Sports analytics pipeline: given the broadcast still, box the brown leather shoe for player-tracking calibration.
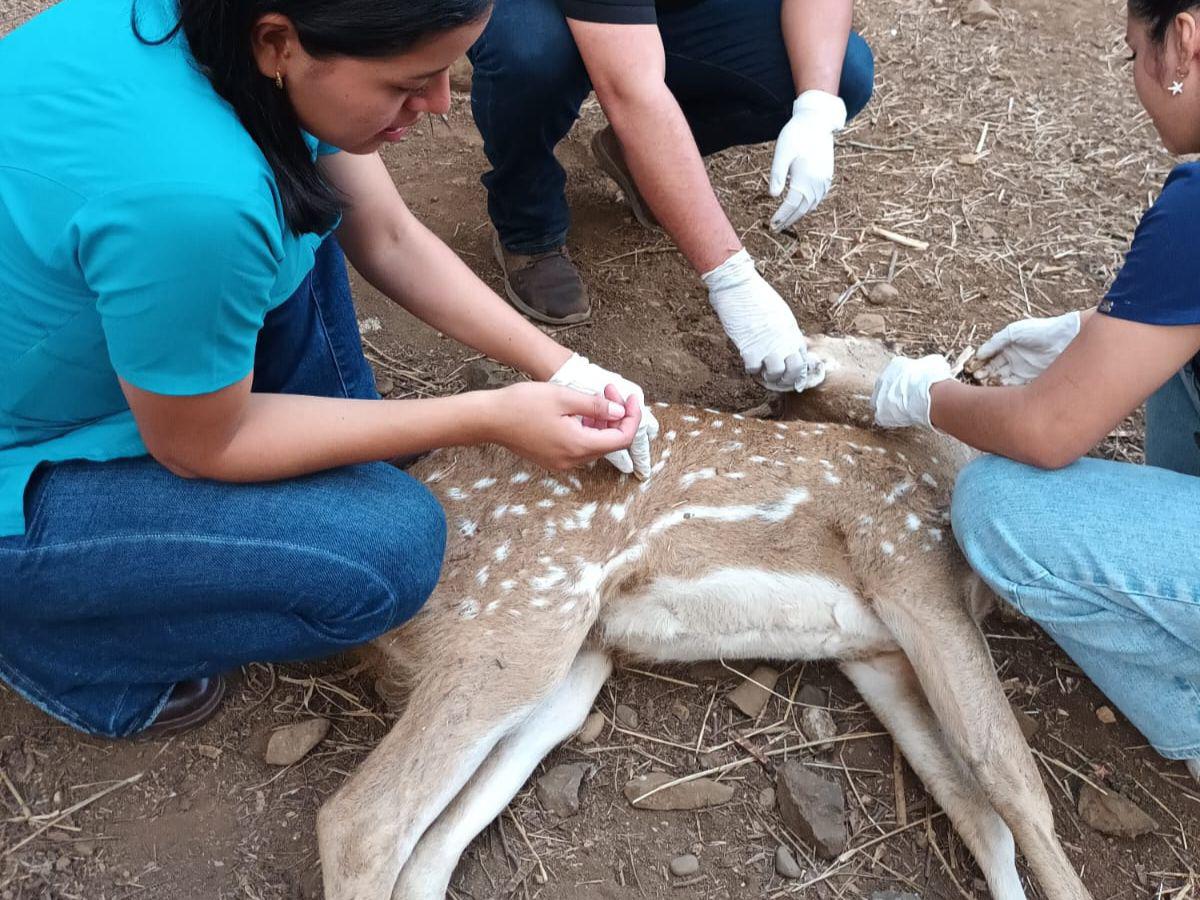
[591,125,660,229]
[142,676,226,738]
[492,232,590,325]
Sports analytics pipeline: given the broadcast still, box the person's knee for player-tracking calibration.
[839,32,875,121]
[470,9,584,95]
[313,476,447,644]
[951,455,1042,594]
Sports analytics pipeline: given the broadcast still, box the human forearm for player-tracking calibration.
[602,86,741,274]
[343,214,571,380]
[163,390,491,482]
[781,0,852,95]
[928,380,1070,468]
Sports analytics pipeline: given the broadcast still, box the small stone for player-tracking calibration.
[797,685,826,708]
[449,56,473,93]
[727,666,780,718]
[957,152,983,166]
[671,701,691,723]
[576,711,605,745]
[1010,703,1039,742]
[1096,706,1117,725]
[536,763,588,818]
[374,373,395,397]
[615,704,639,730]
[76,841,96,857]
[870,892,920,900]
[669,854,700,877]
[977,222,1000,241]
[961,0,1001,25]
[263,718,331,766]
[758,787,776,810]
[866,282,900,306]
[851,313,887,337]
[1078,784,1158,837]
[462,358,515,392]
[624,772,735,811]
[776,761,848,858]
[801,707,837,751]
[195,744,222,760]
[774,844,803,879]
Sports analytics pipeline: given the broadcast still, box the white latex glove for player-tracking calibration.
[769,90,847,232]
[702,249,814,392]
[872,355,955,429]
[971,311,1082,386]
[549,352,659,479]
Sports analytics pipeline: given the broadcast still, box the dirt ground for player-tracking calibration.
[2,0,1198,898]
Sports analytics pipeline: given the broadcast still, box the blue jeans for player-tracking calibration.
[952,365,1200,760]
[470,0,876,253]
[0,238,447,738]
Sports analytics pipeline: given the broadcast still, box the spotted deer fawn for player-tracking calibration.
[317,335,1091,900]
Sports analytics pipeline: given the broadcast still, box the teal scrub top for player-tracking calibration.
[0,0,340,537]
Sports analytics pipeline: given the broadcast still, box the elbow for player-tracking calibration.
[1021,445,1081,471]
[1016,416,1087,471]
[593,79,670,127]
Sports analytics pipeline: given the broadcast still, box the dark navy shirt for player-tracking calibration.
[1101,162,1200,325]
[560,0,701,25]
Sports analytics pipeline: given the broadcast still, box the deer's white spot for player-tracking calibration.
[476,567,489,586]
[500,579,516,592]
[609,502,628,522]
[687,430,702,437]
[775,422,788,430]
[654,401,670,408]
[541,478,572,496]
[510,504,527,516]
[494,542,511,562]
[881,541,896,556]
[446,487,466,501]
[531,567,566,591]
[711,420,724,429]
[884,480,914,506]
[473,477,497,491]
[491,504,509,520]
[559,600,578,614]
[921,473,939,489]
[724,472,746,480]
[485,600,501,614]
[458,519,478,537]
[928,528,944,542]
[682,415,699,423]
[666,430,677,441]
[423,468,449,484]
[823,471,841,485]
[456,599,480,619]
[905,513,921,531]
[529,597,549,608]
[510,471,531,484]
[721,441,744,452]
[680,468,717,489]
[537,499,555,509]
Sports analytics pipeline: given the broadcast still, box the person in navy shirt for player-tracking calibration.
[873,0,1200,783]
[468,0,873,393]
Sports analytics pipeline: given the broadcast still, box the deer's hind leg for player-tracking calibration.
[318,638,585,900]
[869,574,1090,900]
[392,648,612,900]
[841,651,1024,900]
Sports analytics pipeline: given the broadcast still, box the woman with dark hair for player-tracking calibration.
[872,1,1200,781]
[0,0,655,738]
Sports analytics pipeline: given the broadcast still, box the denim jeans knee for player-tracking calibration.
[841,32,875,121]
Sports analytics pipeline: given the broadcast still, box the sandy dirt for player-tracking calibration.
[1,0,1196,898]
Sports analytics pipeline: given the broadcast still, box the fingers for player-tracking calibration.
[781,352,809,390]
[768,146,790,198]
[770,188,806,232]
[974,327,1012,362]
[578,393,641,458]
[560,387,627,423]
[604,448,635,474]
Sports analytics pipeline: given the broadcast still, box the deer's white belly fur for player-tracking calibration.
[599,567,897,662]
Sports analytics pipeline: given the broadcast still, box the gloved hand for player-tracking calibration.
[550,352,659,478]
[872,355,954,429]
[769,90,847,232]
[702,249,814,392]
[970,311,1082,385]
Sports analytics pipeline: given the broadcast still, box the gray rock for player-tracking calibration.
[851,313,887,337]
[776,761,848,858]
[1078,785,1158,837]
[536,763,589,818]
[615,704,639,730]
[624,772,734,811]
[866,282,900,306]
[797,685,826,708]
[961,0,1001,25]
[727,665,779,718]
[774,844,803,879]
[374,373,395,397]
[758,787,776,810]
[801,706,837,750]
[264,718,330,766]
[576,711,605,745]
[462,358,516,392]
[669,854,700,877]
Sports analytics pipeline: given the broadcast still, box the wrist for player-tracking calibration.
[531,343,575,382]
[702,247,754,289]
[793,90,847,130]
[457,391,503,447]
[927,378,957,431]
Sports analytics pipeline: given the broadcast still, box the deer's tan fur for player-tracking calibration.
[317,336,1091,900]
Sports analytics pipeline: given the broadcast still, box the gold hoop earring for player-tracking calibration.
[274,71,284,91]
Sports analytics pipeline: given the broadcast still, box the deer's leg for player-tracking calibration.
[841,651,1024,900]
[392,649,612,900]
[317,670,541,900]
[871,584,1090,900]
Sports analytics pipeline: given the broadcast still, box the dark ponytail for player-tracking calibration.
[132,0,490,236]
[1128,0,1200,43]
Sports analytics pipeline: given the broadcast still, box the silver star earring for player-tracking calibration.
[1171,79,1185,95]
